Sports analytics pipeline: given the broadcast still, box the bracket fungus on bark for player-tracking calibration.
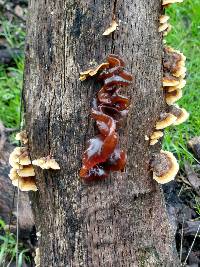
[8,132,37,191]
[150,131,164,145]
[32,157,60,170]
[156,113,177,129]
[168,104,189,125]
[165,88,183,105]
[163,47,187,105]
[159,15,171,36]
[103,20,118,36]
[151,150,179,184]
[79,62,109,81]
[9,162,37,192]
[163,75,180,87]
[79,54,133,182]
[15,130,28,144]
[162,0,183,7]
[165,79,186,92]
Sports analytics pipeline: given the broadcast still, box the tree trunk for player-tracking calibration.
[23,0,180,266]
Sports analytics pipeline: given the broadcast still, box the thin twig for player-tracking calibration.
[179,143,200,165]
[16,181,20,267]
[183,222,200,265]
[180,215,185,262]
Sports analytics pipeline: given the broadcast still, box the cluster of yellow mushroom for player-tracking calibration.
[150,0,188,184]
[8,131,60,191]
[9,146,37,192]
[159,15,171,36]
[163,47,187,105]
[159,0,184,35]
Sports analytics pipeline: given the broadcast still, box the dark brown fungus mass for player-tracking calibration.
[80,54,134,182]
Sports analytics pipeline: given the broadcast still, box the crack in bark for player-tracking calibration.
[111,0,118,54]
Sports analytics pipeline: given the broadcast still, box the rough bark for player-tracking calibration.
[23,0,180,266]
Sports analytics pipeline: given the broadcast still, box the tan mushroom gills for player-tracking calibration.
[19,177,37,192]
[17,165,35,177]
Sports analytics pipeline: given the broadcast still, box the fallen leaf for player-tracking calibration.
[102,20,118,36]
[14,5,24,17]
[184,161,200,192]
[188,137,200,161]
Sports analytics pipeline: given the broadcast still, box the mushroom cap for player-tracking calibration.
[103,20,118,36]
[159,15,170,24]
[150,139,159,146]
[19,177,37,192]
[166,79,186,92]
[163,24,172,36]
[32,158,60,170]
[156,113,177,129]
[79,63,109,81]
[12,177,24,188]
[150,131,164,140]
[17,165,35,177]
[15,131,28,144]
[166,89,182,105]
[9,168,21,181]
[163,76,180,87]
[9,154,21,169]
[162,0,183,6]
[173,108,189,125]
[10,173,37,191]
[173,66,187,78]
[153,150,179,184]
[158,23,169,32]
[16,153,31,166]
[9,147,29,167]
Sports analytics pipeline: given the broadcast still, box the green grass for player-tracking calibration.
[163,0,200,166]
[0,20,24,128]
[0,219,30,266]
